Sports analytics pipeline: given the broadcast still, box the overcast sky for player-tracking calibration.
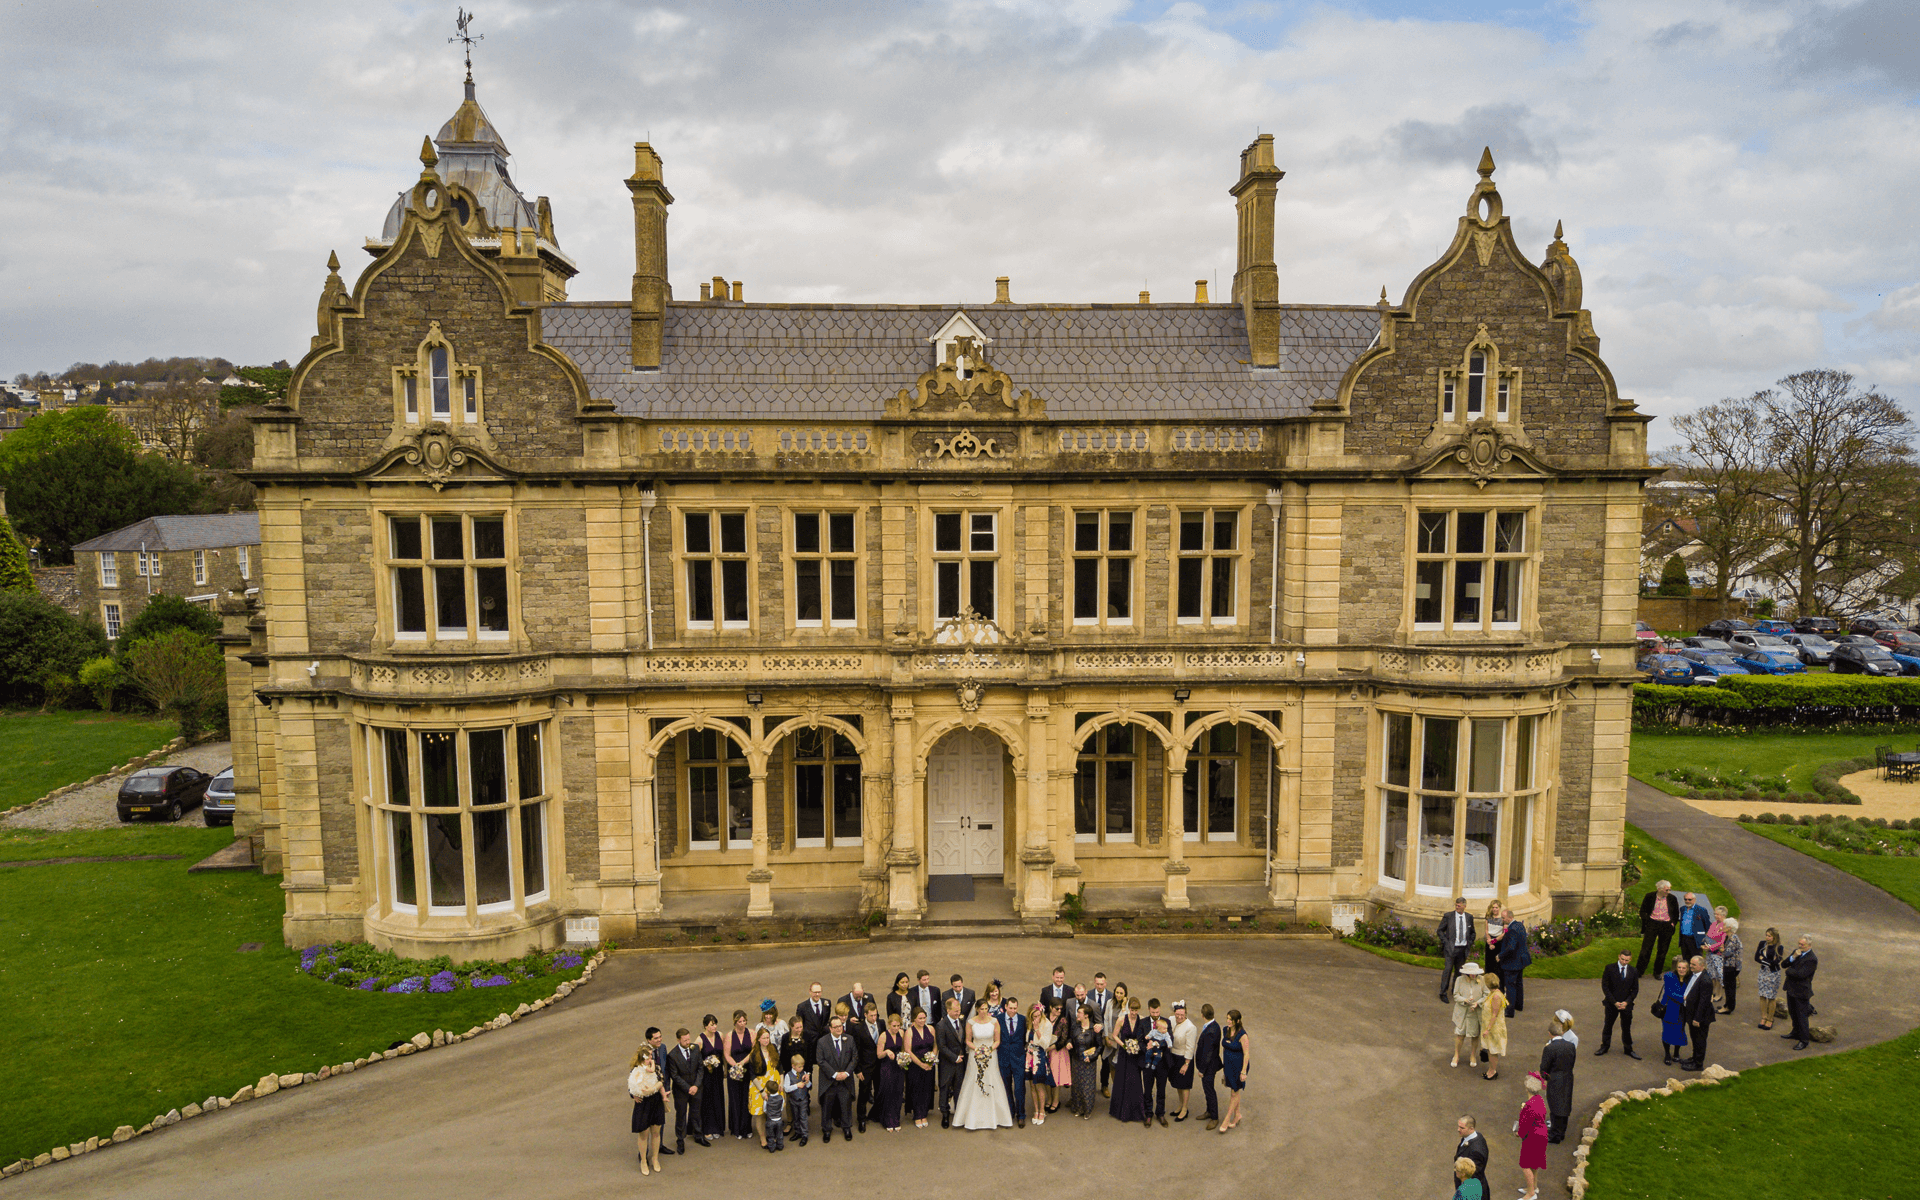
[2,0,1916,439]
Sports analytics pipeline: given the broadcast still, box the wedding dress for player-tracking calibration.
[951,1017,1014,1130]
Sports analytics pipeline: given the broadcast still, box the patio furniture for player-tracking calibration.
[1877,745,1894,780]
[1885,751,1920,783]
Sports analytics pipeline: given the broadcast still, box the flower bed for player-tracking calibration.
[1739,812,1920,855]
[1345,908,1636,960]
[1650,759,1866,805]
[298,943,585,994]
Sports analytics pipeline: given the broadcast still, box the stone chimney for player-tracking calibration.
[1194,279,1209,303]
[1230,134,1284,367]
[626,143,674,369]
[994,276,1011,304]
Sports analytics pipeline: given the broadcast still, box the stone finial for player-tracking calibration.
[1378,286,1388,304]
[995,276,1011,304]
[1478,146,1496,179]
[419,136,438,169]
[327,250,340,273]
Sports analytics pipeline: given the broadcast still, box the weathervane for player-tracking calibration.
[450,8,482,84]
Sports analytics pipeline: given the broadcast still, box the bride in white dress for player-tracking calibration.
[952,1000,1014,1130]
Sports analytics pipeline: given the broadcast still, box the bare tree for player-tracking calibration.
[128,386,218,460]
[1750,371,1914,615]
[1659,394,1779,616]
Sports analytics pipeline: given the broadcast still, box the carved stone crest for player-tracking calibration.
[405,427,471,490]
[1455,426,1513,488]
[931,608,1005,647]
[887,327,1046,420]
[921,429,1009,462]
[955,679,985,713]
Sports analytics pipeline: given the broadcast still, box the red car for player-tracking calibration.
[115,766,211,823]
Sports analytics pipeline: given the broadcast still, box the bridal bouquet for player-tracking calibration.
[971,1046,994,1093]
[703,1054,721,1071]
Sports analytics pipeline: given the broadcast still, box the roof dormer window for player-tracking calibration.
[1439,326,1519,424]
[928,311,991,379]
[393,321,482,430]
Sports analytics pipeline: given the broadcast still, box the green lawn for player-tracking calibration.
[0,827,584,1165]
[1630,728,1915,795]
[1341,823,1734,979]
[0,709,177,809]
[1586,821,1920,1200]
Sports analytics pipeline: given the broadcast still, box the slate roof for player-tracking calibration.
[72,514,260,554]
[538,302,1378,420]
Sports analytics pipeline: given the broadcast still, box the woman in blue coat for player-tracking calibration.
[1659,958,1690,1066]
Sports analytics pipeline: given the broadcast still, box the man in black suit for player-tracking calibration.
[1597,951,1641,1059]
[839,982,870,1025]
[1782,935,1819,1050]
[1195,1003,1223,1129]
[935,996,968,1128]
[816,1016,858,1142]
[851,998,884,1131]
[1087,972,1115,1093]
[1635,880,1679,976]
[1453,1115,1490,1198]
[1436,897,1476,1002]
[665,1028,711,1152]
[908,971,942,1023]
[796,981,832,1073]
[945,974,977,1019]
[1679,955,1716,1070]
[1038,965,1074,1015]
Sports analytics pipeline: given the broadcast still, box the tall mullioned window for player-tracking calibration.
[793,511,857,628]
[1177,509,1240,624]
[1182,723,1240,842]
[1378,711,1541,898]
[684,511,749,629]
[934,511,997,621]
[99,552,118,588]
[374,721,550,916]
[682,728,751,851]
[1413,510,1527,631]
[388,514,511,642]
[1074,724,1137,844]
[789,727,861,848]
[1072,510,1134,626]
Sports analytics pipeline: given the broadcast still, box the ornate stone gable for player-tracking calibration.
[884,312,1047,421]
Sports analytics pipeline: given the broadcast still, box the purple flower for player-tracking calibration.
[358,977,380,991]
[300,945,330,972]
[550,953,583,971]
[384,976,425,994]
[470,974,510,988]
[427,970,458,993]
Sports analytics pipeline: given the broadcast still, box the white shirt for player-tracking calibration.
[1171,1017,1198,1059]
[1453,911,1468,942]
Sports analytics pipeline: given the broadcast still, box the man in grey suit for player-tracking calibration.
[935,997,968,1128]
[816,1016,858,1142]
[1436,897,1477,1002]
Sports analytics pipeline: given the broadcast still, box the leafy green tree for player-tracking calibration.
[79,656,126,710]
[114,593,220,661]
[0,591,107,706]
[123,627,226,738]
[219,365,291,409]
[1657,555,1692,597]
[0,513,31,594]
[0,408,206,563]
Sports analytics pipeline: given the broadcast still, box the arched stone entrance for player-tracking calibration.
[923,727,1011,904]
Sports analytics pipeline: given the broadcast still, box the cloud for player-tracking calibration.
[1385,104,1560,171]
[1791,0,1920,89]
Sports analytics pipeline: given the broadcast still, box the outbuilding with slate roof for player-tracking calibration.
[75,513,260,640]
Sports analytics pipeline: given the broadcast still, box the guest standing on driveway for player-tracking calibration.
[1680,955,1715,1070]
[876,1013,906,1132]
[1169,1001,1197,1120]
[1216,1009,1248,1135]
[1754,927,1785,1030]
[1659,958,1690,1066]
[1451,962,1488,1068]
[1196,1003,1223,1128]
[1453,1115,1490,1199]
[1597,951,1640,1060]
[724,1011,754,1140]
[1636,881,1680,976]
[696,1015,727,1142]
[1497,908,1532,1017]
[1438,897,1477,1002]
[629,1044,666,1176]
[1514,1075,1548,1200]
[1482,900,1505,977]
[1676,891,1711,961]
[1480,979,1507,1080]
[1716,918,1744,1015]
[1538,1015,1576,1143]
[1783,935,1820,1050]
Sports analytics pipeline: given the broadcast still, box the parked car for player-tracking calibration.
[1676,648,1751,680]
[1792,616,1841,635]
[203,767,236,827]
[1848,615,1904,637]
[115,766,211,823]
[1780,632,1835,666]
[1831,642,1905,676]
[1638,653,1697,685]
[1752,619,1794,635]
[1729,633,1808,673]
[1634,621,1662,646]
[1697,618,1755,639]
[1872,629,1920,654]
[1681,637,1737,652]
[1730,643,1806,675]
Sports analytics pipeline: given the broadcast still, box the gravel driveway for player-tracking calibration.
[3,742,235,831]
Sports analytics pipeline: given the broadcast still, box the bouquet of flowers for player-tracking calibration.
[703,1054,721,1071]
[921,1050,939,1067]
[1124,1039,1140,1055]
[727,1062,744,1080]
[971,1046,994,1093]
[1082,1045,1097,1062]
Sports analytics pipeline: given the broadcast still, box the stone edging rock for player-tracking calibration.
[0,736,189,819]
[1566,1063,1740,1198]
[0,949,607,1180]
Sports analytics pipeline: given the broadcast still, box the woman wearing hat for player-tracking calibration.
[1514,1073,1548,1200]
[1450,961,1488,1068]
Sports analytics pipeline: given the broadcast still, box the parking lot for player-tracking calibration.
[2,742,234,831]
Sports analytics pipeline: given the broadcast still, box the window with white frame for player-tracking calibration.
[1072,510,1134,626]
[789,726,860,848]
[193,550,207,586]
[99,552,118,588]
[237,545,250,580]
[387,514,512,642]
[1074,723,1137,844]
[682,728,751,851]
[102,603,121,640]
[933,511,997,622]
[793,512,857,628]
[1413,510,1527,631]
[394,326,482,427]
[1177,509,1240,624]
[683,511,749,629]
[372,722,550,915]
[1378,711,1542,897]
[1440,342,1517,422]
[136,550,157,577]
[1182,723,1240,842]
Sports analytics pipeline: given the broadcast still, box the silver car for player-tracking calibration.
[203,767,236,827]
[1780,633,1834,666]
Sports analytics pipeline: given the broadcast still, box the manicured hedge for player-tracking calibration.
[1634,676,1920,728]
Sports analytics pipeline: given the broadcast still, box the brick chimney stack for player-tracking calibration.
[626,143,674,369]
[1230,134,1284,368]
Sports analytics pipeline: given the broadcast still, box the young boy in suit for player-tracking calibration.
[764,1082,787,1151]
[781,1053,811,1146]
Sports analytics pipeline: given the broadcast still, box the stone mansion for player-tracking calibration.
[224,80,1651,959]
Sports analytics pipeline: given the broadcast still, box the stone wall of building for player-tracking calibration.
[1329,707,1368,866]
[518,503,589,652]
[1555,700,1594,865]
[560,714,597,881]
[315,719,357,884]
[303,510,375,655]
[1338,504,1406,642]
[1538,503,1607,645]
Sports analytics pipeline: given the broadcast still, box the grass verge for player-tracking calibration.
[0,826,583,1165]
[1630,729,1918,797]
[1339,823,1735,979]
[1585,821,1920,1200]
[0,710,177,810]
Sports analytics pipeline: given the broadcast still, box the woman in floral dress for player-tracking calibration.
[1026,1001,1055,1122]
[746,1030,778,1147]
[1716,918,1744,1014]
[1069,1001,1103,1117]
[1754,926,1785,1029]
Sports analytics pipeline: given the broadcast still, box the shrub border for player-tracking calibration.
[0,949,608,1180]
[1569,1065,1741,1198]
[0,735,188,819]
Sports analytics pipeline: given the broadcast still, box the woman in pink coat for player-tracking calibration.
[1514,1073,1549,1200]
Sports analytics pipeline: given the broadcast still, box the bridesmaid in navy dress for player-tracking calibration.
[876,1013,908,1131]
[724,1010,754,1139]
[906,1008,938,1128]
[1107,996,1149,1126]
[697,1015,727,1137]
[1217,1009,1248,1134]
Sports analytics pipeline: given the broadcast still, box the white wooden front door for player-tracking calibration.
[926,729,1004,876]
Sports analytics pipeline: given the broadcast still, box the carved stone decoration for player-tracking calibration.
[931,608,1006,647]
[921,428,1008,462]
[955,679,985,713]
[887,330,1046,420]
[404,428,471,491]
[1455,426,1514,488]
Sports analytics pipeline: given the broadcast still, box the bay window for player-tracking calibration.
[1379,710,1544,898]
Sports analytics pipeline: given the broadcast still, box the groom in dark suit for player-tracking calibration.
[1597,951,1640,1059]
[996,994,1029,1127]
[815,1016,858,1141]
[1195,1004,1223,1128]
[936,997,968,1128]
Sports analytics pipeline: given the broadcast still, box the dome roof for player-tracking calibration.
[435,81,508,155]
[379,81,551,246]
